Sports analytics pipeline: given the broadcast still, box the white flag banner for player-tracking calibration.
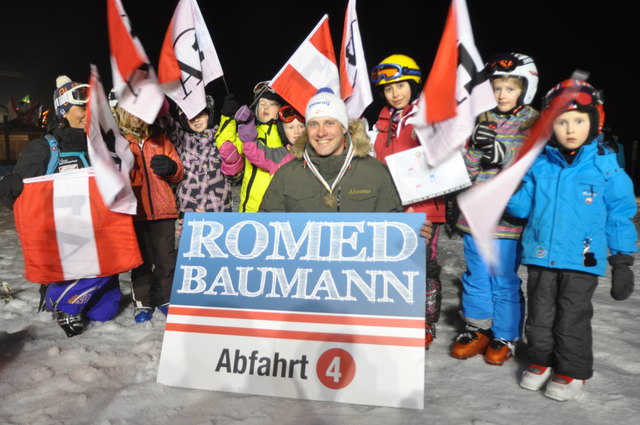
[340,0,373,119]
[87,65,137,215]
[410,0,496,167]
[158,0,224,119]
[107,0,165,124]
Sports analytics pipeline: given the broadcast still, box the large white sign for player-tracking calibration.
[157,212,426,409]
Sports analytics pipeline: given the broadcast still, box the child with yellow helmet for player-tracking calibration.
[370,54,446,349]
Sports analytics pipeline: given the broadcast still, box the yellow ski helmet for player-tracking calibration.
[370,54,422,86]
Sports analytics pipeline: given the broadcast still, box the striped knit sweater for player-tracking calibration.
[457,105,539,239]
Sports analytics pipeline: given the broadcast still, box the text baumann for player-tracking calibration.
[177,220,420,304]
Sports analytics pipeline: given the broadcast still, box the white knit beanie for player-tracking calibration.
[305,88,348,130]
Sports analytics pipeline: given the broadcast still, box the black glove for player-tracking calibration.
[221,94,240,117]
[150,155,178,177]
[480,140,507,166]
[0,173,24,210]
[471,121,497,148]
[609,254,635,300]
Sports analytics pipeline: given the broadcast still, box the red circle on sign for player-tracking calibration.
[316,348,356,389]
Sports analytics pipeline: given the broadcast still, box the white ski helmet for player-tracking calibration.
[485,52,539,105]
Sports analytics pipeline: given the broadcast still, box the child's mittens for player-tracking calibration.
[150,155,178,176]
[471,121,497,148]
[471,121,505,165]
[221,94,240,117]
[235,106,258,143]
[609,254,635,300]
[235,105,253,125]
[219,141,243,176]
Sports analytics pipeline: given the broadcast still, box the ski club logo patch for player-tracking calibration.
[582,187,597,204]
[535,246,547,258]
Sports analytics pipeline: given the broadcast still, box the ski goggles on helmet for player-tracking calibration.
[253,81,276,96]
[370,64,422,84]
[543,81,602,111]
[485,57,523,73]
[278,105,304,123]
[55,83,90,108]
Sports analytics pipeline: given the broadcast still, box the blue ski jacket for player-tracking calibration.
[507,138,637,276]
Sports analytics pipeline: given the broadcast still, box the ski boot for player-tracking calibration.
[56,310,87,337]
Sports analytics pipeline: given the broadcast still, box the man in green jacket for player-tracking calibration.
[259,88,432,242]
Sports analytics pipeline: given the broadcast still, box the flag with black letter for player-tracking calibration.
[339,0,372,119]
[107,0,165,124]
[86,64,137,215]
[158,0,224,119]
[411,0,496,166]
[271,15,340,116]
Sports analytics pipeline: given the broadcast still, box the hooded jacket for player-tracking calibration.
[126,131,184,221]
[259,120,402,213]
[506,139,637,276]
[457,105,539,239]
[164,116,232,213]
[216,115,284,212]
[373,102,446,222]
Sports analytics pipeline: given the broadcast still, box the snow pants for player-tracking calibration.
[461,234,523,340]
[131,218,177,308]
[525,266,598,380]
[425,224,442,325]
[44,275,121,321]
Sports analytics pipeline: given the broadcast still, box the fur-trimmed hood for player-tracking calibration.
[290,119,372,158]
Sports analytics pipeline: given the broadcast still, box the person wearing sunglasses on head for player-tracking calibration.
[0,75,123,337]
[507,79,636,401]
[215,81,286,212]
[233,104,303,175]
[451,53,540,366]
[369,54,446,349]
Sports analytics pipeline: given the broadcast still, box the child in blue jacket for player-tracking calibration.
[507,79,637,401]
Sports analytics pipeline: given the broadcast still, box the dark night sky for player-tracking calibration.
[1,0,638,148]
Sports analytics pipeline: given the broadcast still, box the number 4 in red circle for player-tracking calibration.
[316,348,356,389]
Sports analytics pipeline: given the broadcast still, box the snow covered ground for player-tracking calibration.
[1,204,639,425]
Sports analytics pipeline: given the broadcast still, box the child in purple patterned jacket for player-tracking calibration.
[164,96,235,235]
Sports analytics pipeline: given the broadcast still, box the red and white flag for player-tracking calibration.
[13,169,142,284]
[456,87,575,267]
[271,15,340,116]
[411,0,496,166]
[86,64,137,215]
[339,0,372,119]
[107,0,165,124]
[158,0,224,119]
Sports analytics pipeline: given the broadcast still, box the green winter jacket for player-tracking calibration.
[259,120,402,213]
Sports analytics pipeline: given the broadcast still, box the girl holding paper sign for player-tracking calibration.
[369,54,445,349]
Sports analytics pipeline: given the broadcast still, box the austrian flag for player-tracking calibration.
[271,15,340,116]
[13,169,142,284]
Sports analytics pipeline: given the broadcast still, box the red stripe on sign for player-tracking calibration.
[165,323,424,347]
[169,306,424,329]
